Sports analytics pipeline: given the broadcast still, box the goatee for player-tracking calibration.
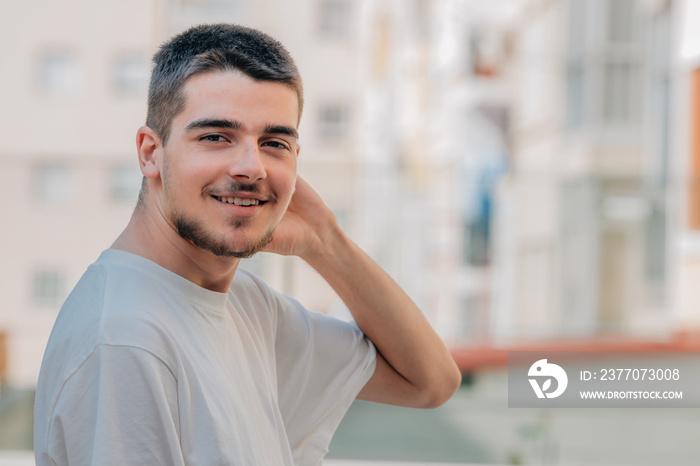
[173,215,274,258]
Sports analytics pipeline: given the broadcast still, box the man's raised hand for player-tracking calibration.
[264,176,340,260]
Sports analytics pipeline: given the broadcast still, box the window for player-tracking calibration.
[33,163,74,207]
[109,164,142,203]
[601,0,642,125]
[32,270,66,308]
[37,52,80,97]
[566,0,643,131]
[565,0,587,128]
[319,0,351,38]
[318,103,349,140]
[607,0,638,43]
[113,55,149,95]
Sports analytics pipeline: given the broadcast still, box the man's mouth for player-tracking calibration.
[212,195,264,206]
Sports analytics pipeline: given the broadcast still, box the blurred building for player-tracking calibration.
[0,0,157,388]
[0,0,544,389]
[0,0,528,389]
[351,0,517,345]
[489,0,679,343]
[5,0,693,391]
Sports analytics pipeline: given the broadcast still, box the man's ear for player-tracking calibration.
[136,126,162,179]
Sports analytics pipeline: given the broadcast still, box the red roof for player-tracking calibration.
[449,330,700,373]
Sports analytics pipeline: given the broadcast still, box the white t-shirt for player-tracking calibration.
[34,249,376,466]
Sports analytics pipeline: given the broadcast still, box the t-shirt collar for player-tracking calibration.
[97,249,230,312]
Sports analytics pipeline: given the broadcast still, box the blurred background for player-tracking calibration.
[1,0,700,464]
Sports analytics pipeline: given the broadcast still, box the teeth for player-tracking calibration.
[217,196,260,206]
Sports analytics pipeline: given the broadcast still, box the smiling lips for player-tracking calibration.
[212,195,265,206]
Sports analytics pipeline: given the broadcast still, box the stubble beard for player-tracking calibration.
[173,214,275,258]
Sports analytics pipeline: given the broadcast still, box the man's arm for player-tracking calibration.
[265,177,462,408]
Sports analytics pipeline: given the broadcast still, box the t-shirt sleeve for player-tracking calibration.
[45,344,185,466]
[271,291,377,466]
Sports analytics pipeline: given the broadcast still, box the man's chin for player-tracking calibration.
[174,216,274,259]
[220,243,266,259]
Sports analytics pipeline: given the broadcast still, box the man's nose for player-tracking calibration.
[229,142,266,181]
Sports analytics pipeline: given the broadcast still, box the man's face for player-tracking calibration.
[155,71,299,258]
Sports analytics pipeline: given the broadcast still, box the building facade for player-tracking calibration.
[492,0,678,342]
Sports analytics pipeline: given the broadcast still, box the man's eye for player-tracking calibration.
[201,135,228,143]
[263,141,288,150]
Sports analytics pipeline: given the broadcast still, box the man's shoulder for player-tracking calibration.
[42,255,181,380]
[229,267,304,316]
[228,267,299,334]
[230,268,276,304]
[57,254,174,331]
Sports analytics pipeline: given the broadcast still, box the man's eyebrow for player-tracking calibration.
[264,124,299,140]
[184,119,298,139]
[184,119,242,131]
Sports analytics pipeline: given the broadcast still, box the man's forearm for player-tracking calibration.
[302,223,461,408]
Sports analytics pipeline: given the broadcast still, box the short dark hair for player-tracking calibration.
[146,23,304,145]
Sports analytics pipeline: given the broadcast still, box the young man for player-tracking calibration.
[34,24,461,465]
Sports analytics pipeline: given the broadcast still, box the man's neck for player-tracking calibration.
[111,209,240,293]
